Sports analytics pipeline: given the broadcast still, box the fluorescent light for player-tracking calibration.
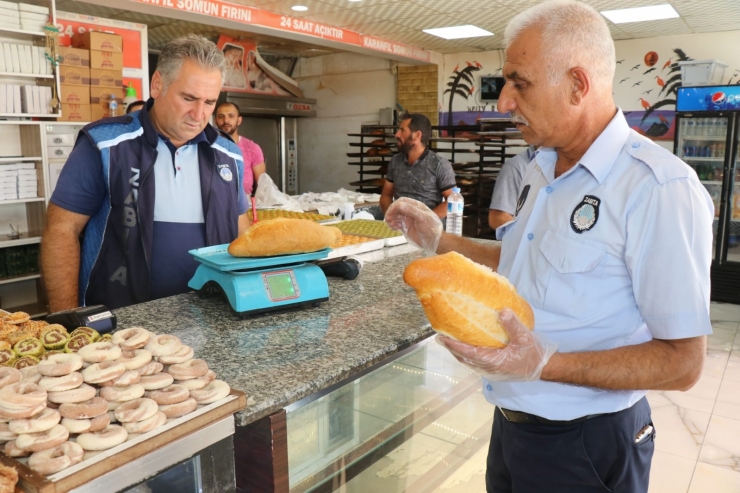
[291,5,308,11]
[423,25,493,40]
[348,0,362,2]
[601,4,679,24]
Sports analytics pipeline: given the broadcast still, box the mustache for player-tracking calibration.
[510,113,529,126]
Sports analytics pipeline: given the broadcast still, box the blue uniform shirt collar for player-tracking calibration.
[534,108,630,185]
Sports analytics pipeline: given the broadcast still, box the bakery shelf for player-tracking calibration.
[0,272,40,285]
[0,71,54,79]
[0,112,59,118]
[0,235,41,248]
[0,27,46,37]
[0,156,42,162]
[0,197,45,205]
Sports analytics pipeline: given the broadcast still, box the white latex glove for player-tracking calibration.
[437,308,558,382]
[384,197,443,255]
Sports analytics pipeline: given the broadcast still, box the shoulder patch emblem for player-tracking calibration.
[515,185,530,216]
[570,195,600,233]
[217,163,233,182]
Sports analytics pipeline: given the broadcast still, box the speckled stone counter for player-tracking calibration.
[114,246,431,427]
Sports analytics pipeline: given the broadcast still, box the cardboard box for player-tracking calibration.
[59,103,91,122]
[90,85,122,104]
[73,31,122,53]
[59,65,90,85]
[91,102,111,121]
[59,84,90,105]
[57,46,89,68]
[90,68,122,87]
[89,50,122,71]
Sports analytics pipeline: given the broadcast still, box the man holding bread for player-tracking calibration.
[387,2,713,492]
[380,113,456,219]
[41,35,250,311]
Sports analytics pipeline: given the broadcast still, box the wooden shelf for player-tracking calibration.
[0,273,40,286]
[0,72,53,79]
[0,236,41,248]
[0,27,46,37]
[0,156,42,162]
[0,112,58,118]
[0,197,44,205]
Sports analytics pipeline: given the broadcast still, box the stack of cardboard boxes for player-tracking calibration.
[57,31,123,122]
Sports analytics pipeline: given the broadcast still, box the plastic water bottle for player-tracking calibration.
[446,187,464,236]
[718,119,728,138]
[108,95,118,118]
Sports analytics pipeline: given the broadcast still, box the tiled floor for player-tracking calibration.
[294,302,740,492]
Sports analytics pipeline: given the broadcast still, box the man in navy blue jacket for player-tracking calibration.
[41,35,249,311]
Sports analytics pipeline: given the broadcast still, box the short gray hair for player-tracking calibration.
[504,0,615,89]
[156,34,226,90]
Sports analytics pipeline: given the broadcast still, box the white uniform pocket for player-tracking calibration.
[539,229,607,318]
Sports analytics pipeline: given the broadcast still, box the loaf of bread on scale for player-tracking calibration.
[228,218,342,257]
[403,252,534,348]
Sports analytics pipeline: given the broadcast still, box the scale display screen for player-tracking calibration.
[263,270,300,301]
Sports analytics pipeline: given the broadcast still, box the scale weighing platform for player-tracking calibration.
[188,245,331,318]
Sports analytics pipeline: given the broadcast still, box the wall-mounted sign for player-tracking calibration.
[130,0,432,63]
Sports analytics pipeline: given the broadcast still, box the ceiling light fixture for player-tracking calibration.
[423,25,493,40]
[291,5,309,11]
[348,0,362,2]
[600,4,679,24]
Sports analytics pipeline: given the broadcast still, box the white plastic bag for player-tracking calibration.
[254,174,303,212]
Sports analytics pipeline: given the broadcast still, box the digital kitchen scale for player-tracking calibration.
[188,245,331,317]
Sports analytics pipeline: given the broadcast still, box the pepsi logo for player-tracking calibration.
[711,92,726,105]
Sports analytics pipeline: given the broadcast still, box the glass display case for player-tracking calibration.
[286,339,493,493]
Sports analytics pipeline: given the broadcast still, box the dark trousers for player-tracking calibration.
[486,397,655,493]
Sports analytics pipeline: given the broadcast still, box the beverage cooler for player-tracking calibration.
[674,85,740,303]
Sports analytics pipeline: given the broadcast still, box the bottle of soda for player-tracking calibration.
[445,187,464,236]
[718,119,728,137]
[685,119,695,136]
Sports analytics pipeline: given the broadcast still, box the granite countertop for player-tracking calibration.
[114,246,432,427]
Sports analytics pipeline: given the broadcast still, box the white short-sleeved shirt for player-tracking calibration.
[489,146,537,214]
[486,109,714,420]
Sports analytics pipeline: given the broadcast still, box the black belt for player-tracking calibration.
[498,407,605,427]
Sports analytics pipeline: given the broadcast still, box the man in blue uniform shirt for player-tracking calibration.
[386,1,713,492]
[41,35,250,311]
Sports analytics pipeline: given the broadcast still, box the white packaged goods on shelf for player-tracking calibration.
[678,60,728,87]
[2,44,11,72]
[19,44,31,73]
[17,162,36,169]
[0,1,17,10]
[41,85,51,112]
[0,84,5,113]
[30,43,38,74]
[19,10,47,21]
[18,2,49,14]
[12,84,20,113]
[5,84,13,112]
[20,19,44,31]
[8,44,19,73]
[20,85,31,112]
[0,44,4,72]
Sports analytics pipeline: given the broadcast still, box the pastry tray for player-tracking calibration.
[0,390,247,493]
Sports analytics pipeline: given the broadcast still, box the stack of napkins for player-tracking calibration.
[0,0,21,31]
[0,43,52,75]
[0,84,52,114]
[18,3,48,32]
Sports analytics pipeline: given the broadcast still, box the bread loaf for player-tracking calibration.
[228,218,342,257]
[403,252,534,348]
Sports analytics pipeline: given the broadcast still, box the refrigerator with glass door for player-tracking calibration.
[674,85,740,303]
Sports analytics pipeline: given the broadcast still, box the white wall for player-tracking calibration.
[293,53,396,193]
[439,30,740,119]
